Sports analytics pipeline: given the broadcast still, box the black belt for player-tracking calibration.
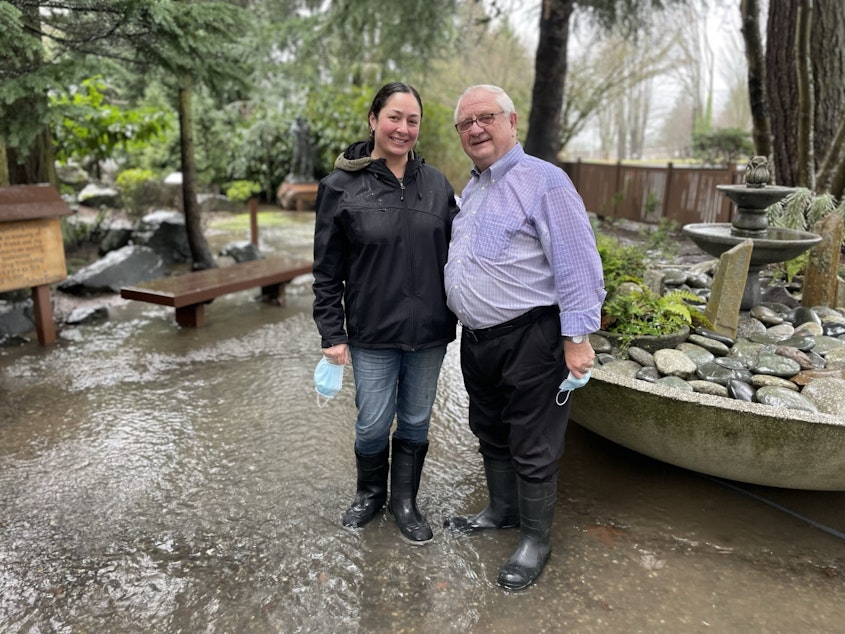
[462,305,558,343]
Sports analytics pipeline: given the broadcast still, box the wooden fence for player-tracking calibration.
[560,160,744,226]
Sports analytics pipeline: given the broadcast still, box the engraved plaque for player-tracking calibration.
[0,218,67,293]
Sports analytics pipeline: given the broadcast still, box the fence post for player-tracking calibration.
[249,196,259,246]
[662,162,674,221]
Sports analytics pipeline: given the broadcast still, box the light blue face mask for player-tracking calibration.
[314,357,345,407]
[556,371,591,406]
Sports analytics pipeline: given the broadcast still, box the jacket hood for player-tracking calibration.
[334,139,420,173]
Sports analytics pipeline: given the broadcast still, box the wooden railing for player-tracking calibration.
[560,160,744,226]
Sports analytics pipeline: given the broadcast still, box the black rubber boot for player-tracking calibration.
[444,456,520,532]
[496,478,557,591]
[341,445,389,529]
[387,437,433,544]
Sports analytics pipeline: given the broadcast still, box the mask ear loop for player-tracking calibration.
[555,390,571,407]
[316,392,332,408]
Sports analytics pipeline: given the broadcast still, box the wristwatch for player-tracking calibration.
[565,335,587,344]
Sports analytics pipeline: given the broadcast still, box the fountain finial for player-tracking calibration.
[744,156,770,188]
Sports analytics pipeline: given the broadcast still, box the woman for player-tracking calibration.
[312,82,458,544]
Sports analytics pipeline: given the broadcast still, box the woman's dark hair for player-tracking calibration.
[369,82,423,124]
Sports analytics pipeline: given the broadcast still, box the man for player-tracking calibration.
[444,85,605,591]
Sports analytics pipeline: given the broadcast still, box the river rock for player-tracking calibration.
[823,346,845,370]
[653,348,697,379]
[823,322,845,338]
[766,323,795,339]
[635,366,660,382]
[656,376,693,391]
[748,332,782,345]
[729,340,772,360]
[590,334,613,354]
[755,386,819,413]
[750,374,799,391]
[696,361,753,385]
[750,305,783,325]
[800,377,845,416]
[677,342,715,366]
[693,328,735,346]
[776,335,816,351]
[727,379,756,402]
[811,336,845,357]
[627,346,655,367]
[775,346,824,371]
[687,334,730,356]
[736,316,767,338]
[749,352,801,377]
[600,359,642,379]
[662,268,688,285]
[687,380,729,397]
[793,322,823,337]
[713,356,749,370]
[786,306,821,327]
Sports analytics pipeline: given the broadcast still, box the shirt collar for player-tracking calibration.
[470,142,524,182]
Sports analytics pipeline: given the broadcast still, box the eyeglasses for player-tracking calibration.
[454,111,505,134]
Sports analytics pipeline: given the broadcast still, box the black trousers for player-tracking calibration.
[460,306,571,483]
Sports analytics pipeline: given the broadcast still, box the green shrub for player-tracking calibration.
[602,288,705,337]
[225,180,262,204]
[115,168,159,219]
[596,232,647,296]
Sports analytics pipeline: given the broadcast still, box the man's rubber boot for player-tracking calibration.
[497,478,557,591]
[444,456,520,532]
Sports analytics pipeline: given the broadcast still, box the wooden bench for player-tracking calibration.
[120,255,313,327]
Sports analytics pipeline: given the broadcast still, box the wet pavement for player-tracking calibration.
[2,212,845,633]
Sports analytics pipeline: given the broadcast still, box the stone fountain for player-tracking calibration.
[682,156,822,310]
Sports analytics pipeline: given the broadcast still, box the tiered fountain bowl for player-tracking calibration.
[682,157,821,309]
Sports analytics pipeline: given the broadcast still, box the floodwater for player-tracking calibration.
[2,212,845,633]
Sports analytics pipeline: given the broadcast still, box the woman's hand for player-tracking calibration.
[322,343,351,366]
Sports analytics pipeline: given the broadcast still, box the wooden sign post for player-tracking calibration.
[0,184,73,345]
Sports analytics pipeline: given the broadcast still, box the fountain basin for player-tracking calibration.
[682,223,822,266]
[570,368,845,490]
[716,183,797,209]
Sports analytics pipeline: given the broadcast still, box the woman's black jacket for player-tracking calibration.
[312,141,459,351]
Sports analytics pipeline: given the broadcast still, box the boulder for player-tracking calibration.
[132,210,191,264]
[58,245,166,295]
[78,183,121,209]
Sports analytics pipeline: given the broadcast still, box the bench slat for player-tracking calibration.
[121,256,312,308]
[121,256,312,327]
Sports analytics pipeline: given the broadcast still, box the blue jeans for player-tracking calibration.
[349,345,447,455]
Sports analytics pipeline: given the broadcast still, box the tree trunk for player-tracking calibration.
[766,0,845,188]
[740,0,772,160]
[795,0,814,189]
[7,127,56,186]
[810,0,845,167]
[177,80,217,271]
[524,0,575,163]
[4,3,56,187]
[0,142,9,187]
[766,0,799,185]
[819,118,845,197]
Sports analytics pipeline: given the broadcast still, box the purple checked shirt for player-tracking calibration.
[444,143,606,335]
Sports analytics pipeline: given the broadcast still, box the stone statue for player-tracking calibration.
[745,155,770,188]
[287,115,315,183]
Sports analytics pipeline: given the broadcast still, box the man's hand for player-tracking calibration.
[563,338,595,379]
